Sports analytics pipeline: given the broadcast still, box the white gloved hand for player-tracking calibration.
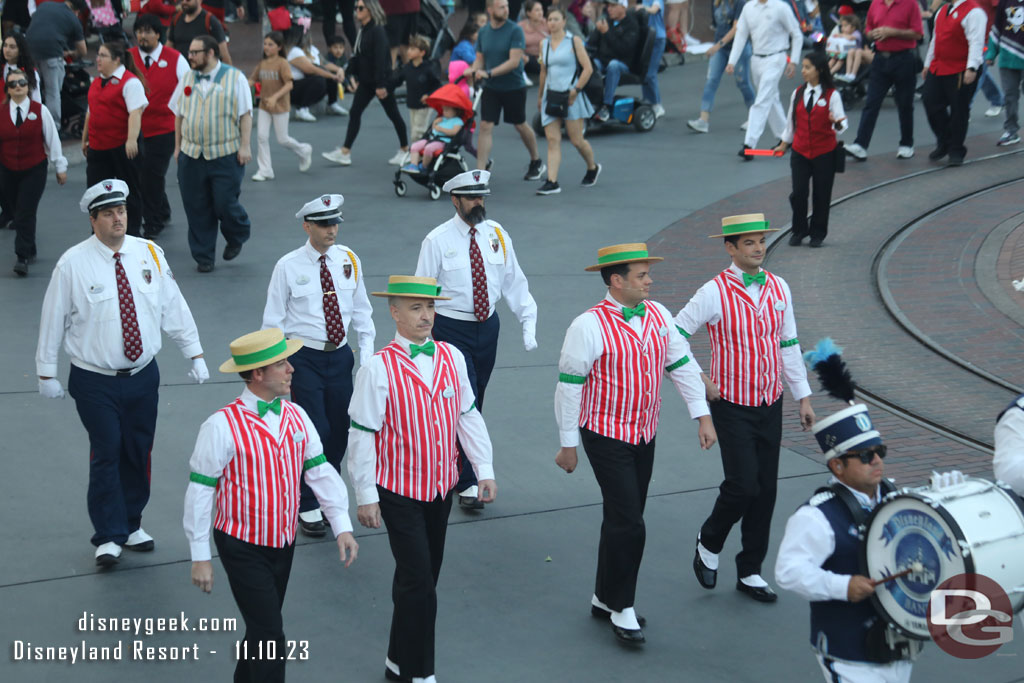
[39,378,65,399]
[188,358,210,384]
[523,332,538,352]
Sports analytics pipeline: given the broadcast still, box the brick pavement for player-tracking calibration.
[998,220,1024,305]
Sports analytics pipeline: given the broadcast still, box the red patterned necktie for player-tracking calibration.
[320,254,346,345]
[114,252,143,362]
[469,227,489,322]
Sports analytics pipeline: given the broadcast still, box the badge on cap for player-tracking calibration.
[104,181,113,192]
[322,195,332,207]
[472,170,481,182]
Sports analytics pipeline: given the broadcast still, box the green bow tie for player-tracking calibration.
[409,340,435,359]
[742,271,767,287]
[622,302,646,322]
[257,397,282,418]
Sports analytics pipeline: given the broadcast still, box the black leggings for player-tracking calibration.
[291,76,327,108]
[343,82,408,149]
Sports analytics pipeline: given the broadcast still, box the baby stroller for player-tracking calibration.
[60,59,93,138]
[394,83,475,201]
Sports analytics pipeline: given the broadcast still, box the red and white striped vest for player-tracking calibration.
[214,398,306,548]
[706,269,787,407]
[579,299,670,445]
[374,341,463,502]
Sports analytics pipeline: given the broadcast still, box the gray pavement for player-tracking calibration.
[2,55,1021,682]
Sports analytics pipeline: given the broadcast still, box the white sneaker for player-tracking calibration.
[652,103,665,119]
[95,541,122,566]
[251,172,272,181]
[523,74,533,86]
[740,121,748,131]
[896,145,914,159]
[388,149,410,166]
[299,144,312,172]
[322,148,352,165]
[329,101,349,116]
[295,107,317,122]
[125,528,154,551]
[687,118,709,133]
[845,142,867,160]
[986,105,1004,117]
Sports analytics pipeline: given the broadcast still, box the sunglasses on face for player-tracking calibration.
[841,444,887,464]
[354,4,366,9]
[6,79,28,88]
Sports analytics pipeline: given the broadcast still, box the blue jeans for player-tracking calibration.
[594,58,631,107]
[177,152,251,266]
[700,43,755,113]
[642,36,667,104]
[854,50,917,149]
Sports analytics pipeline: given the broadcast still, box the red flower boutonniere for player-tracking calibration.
[184,86,192,96]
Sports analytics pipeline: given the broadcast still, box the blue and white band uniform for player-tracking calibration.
[994,394,1024,496]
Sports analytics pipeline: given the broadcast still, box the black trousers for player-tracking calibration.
[0,159,47,260]
[378,486,453,680]
[853,50,917,149]
[138,132,174,235]
[321,0,356,45]
[214,530,296,683]
[343,82,408,149]
[699,398,783,578]
[923,71,977,161]
[290,76,327,109]
[789,149,836,241]
[580,428,655,612]
[86,144,143,236]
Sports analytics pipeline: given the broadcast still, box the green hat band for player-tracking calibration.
[388,282,443,296]
[722,219,769,235]
[232,338,288,366]
[597,249,650,265]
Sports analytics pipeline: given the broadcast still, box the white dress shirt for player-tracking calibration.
[137,43,190,80]
[36,235,203,377]
[3,64,42,102]
[781,83,849,144]
[554,294,710,448]
[96,64,149,112]
[167,60,253,117]
[775,478,882,602]
[994,400,1024,496]
[729,0,803,66]
[261,241,376,361]
[923,0,987,72]
[7,98,68,173]
[415,214,538,346]
[674,263,812,400]
[346,333,495,506]
[182,388,354,561]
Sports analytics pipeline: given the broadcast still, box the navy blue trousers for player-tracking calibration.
[67,361,159,546]
[289,344,355,512]
[177,152,251,267]
[430,313,499,492]
[854,50,917,149]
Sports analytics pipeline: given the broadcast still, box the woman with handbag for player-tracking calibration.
[774,51,847,248]
[536,6,600,196]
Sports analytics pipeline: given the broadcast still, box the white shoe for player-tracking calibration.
[299,144,312,172]
[412,677,437,683]
[523,74,533,86]
[125,528,154,551]
[986,105,1004,117]
[95,542,122,566]
[845,142,867,160]
[652,103,665,119]
[896,145,914,159]
[322,148,352,165]
[740,121,748,131]
[295,107,317,122]
[388,149,410,166]
[687,117,709,133]
[329,101,349,116]
[251,172,272,181]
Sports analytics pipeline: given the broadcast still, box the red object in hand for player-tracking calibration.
[744,148,784,157]
[254,82,262,96]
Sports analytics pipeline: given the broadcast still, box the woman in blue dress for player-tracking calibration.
[535,6,601,196]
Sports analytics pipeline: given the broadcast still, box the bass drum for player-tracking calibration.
[861,476,1024,639]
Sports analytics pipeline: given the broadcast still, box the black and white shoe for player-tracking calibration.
[536,180,561,195]
[581,163,602,187]
[523,159,546,180]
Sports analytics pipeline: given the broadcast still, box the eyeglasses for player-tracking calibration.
[841,444,887,464]
[188,49,207,55]
[6,79,28,88]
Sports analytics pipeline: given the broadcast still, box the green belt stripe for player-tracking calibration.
[351,419,377,433]
[303,454,327,471]
[780,338,800,348]
[666,356,690,372]
[189,471,218,487]
[676,325,691,339]
[722,220,769,235]
[597,250,650,264]
[232,338,288,366]
[388,282,443,297]
[559,372,587,384]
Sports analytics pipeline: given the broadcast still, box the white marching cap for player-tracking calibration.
[81,179,129,214]
[296,194,345,224]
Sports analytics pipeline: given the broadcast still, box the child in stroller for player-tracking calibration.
[394,83,475,200]
[402,105,464,173]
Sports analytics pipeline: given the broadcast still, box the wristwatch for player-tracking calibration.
[486,69,493,79]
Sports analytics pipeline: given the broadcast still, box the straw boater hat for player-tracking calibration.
[371,275,451,300]
[219,328,303,373]
[708,213,779,239]
[584,243,664,272]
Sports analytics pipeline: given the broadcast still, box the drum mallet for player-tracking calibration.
[870,562,924,588]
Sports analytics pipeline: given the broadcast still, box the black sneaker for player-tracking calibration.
[739,145,753,161]
[928,146,948,161]
[524,159,546,180]
[595,106,611,123]
[536,180,561,195]
[13,259,28,276]
[581,163,602,187]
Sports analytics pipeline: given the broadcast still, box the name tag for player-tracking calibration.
[442,386,455,399]
[296,275,310,285]
[816,98,827,107]
[158,59,168,68]
[89,284,105,294]
[293,431,305,443]
[27,112,38,121]
[658,326,668,337]
[444,248,457,258]
[774,300,786,311]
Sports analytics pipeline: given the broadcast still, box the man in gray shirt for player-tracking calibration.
[25,0,88,125]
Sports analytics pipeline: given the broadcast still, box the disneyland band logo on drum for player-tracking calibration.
[927,572,1015,659]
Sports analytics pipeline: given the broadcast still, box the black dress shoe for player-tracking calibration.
[808,237,824,248]
[788,233,805,246]
[197,262,215,273]
[13,259,28,276]
[947,155,964,167]
[458,493,485,510]
[739,144,753,161]
[611,624,645,644]
[223,243,242,261]
[95,552,120,568]
[143,225,165,239]
[693,548,717,589]
[590,605,647,628]
[735,581,778,603]
[928,146,949,161]
[384,667,409,682]
[299,518,326,537]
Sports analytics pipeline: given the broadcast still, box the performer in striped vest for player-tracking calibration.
[676,214,815,603]
[554,244,716,645]
[347,276,496,683]
[183,328,358,683]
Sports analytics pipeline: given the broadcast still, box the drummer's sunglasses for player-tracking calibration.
[842,445,887,464]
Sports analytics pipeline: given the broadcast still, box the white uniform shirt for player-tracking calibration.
[261,241,376,361]
[775,478,882,601]
[728,0,803,66]
[182,388,354,561]
[7,98,68,173]
[3,64,42,103]
[674,263,812,400]
[137,43,190,80]
[554,294,710,448]
[415,214,538,345]
[36,235,203,377]
[994,400,1024,496]
[98,64,150,112]
[167,60,253,117]
[924,0,987,71]
[346,333,495,506]
[781,84,849,143]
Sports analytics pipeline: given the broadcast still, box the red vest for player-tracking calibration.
[374,341,463,502]
[0,100,46,171]
[579,299,670,445]
[87,71,138,150]
[129,45,180,137]
[792,86,838,159]
[930,1,979,76]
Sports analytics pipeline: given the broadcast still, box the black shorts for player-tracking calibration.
[384,12,418,48]
[480,87,527,125]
